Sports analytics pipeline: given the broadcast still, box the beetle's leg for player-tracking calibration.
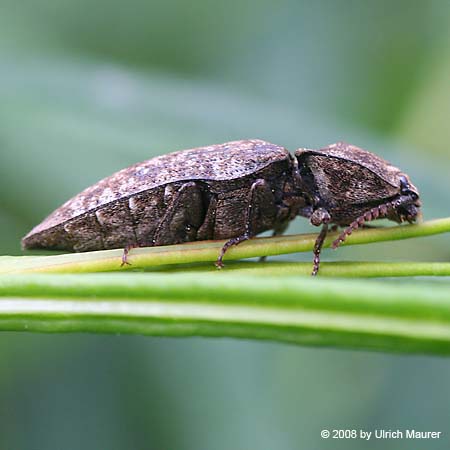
[152,181,203,246]
[308,207,332,276]
[121,182,202,266]
[312,223,329,276]
[196,195,218,241]
[121,244,134,267]
[215,235,249,268]
[332,203,389,249]
[216,179,267,268]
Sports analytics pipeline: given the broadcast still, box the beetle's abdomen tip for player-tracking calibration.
[21,232,44,250]
[21,225,75,252]
[21,230,35,250]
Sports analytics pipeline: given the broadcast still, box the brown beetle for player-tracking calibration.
[22,140,421,275]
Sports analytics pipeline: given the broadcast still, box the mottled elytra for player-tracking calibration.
[22,139,421,275]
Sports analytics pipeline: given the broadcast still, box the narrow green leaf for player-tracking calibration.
[0,273,449,355]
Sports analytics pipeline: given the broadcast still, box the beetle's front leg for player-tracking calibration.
[309,207,332,276]
[312,223,329,276]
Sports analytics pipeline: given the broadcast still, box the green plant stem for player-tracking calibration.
[2,217,449,274]
[0,273,449,355]
[162,261,450,277]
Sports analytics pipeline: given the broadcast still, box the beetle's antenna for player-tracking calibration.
[332,193,419,249]
[331,203,389,249]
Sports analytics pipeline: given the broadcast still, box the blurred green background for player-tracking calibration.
[1,1,450,448]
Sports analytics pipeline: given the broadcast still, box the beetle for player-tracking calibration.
[22,139,421,275]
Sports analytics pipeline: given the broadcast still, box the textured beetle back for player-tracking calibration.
[296,142,403,188]
[23,139,289,238]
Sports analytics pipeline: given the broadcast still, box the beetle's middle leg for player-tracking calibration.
[215,179,269,268]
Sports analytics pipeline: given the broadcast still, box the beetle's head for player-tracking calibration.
[388,174,422,224]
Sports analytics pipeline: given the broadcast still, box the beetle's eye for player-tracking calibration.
[399,176,410,192]
[399,175,418,200]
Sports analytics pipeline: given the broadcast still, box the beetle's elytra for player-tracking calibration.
[22,139,421,275]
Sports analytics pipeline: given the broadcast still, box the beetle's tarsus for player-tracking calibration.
[121,245,134,267]
[214,259,224,269]
[216,235,249,268]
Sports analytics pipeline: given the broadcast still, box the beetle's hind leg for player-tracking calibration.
[121,181,207,267]
[152,181,206,246]
[216,179,269,268]
[121,244,135,267]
